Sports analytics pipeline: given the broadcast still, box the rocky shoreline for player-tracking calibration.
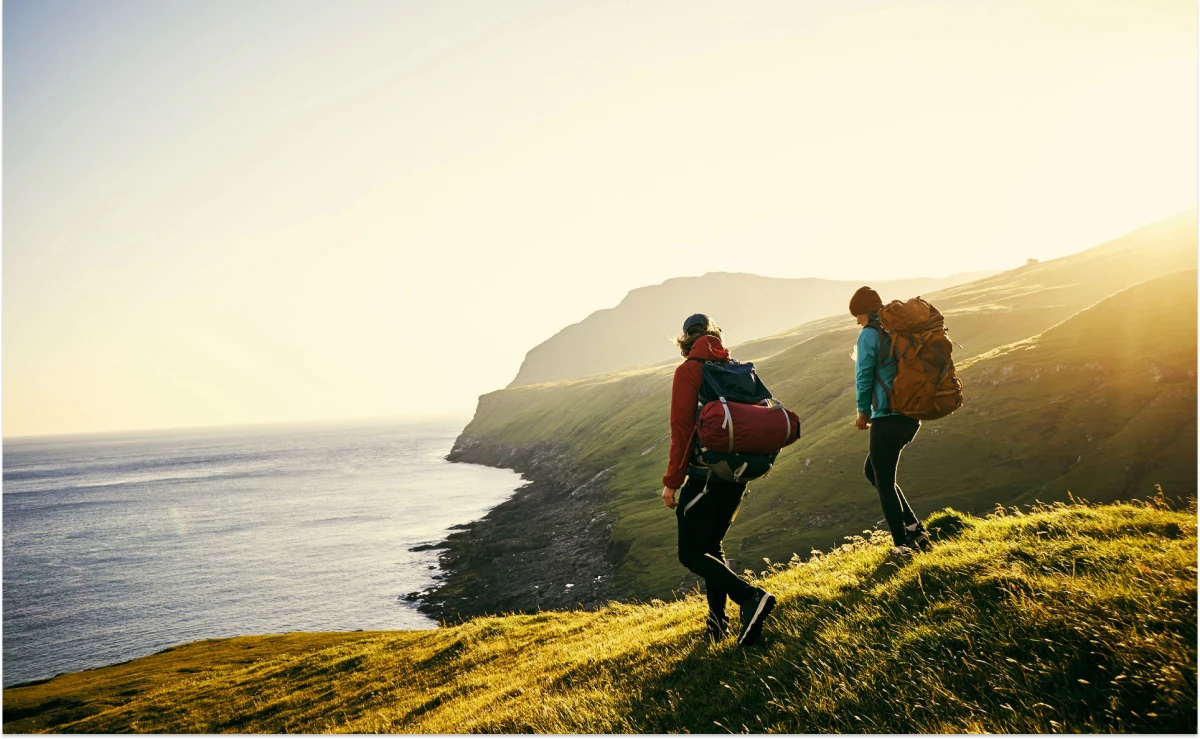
[409,436,618,623]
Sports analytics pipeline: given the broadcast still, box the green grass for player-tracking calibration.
[6,498,1195,733]
[0,632,381,733]
[459,211,1198,600]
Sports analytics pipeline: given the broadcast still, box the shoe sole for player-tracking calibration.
[738,594,776,647]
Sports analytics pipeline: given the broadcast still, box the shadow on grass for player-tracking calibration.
[923,509,969,541]
[615,535,1198,734]
[621,552,916,733]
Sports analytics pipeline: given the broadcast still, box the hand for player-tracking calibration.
[662,486,678,508]
[855,412,870,431]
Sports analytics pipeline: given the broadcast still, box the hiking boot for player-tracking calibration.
[737,588,776,647]
[904,526,932,552]
[705,612,729,642]
[890,544,915,557]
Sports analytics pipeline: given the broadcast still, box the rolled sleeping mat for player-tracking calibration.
[697,398,801,454]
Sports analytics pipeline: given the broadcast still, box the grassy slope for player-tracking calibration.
[740,268,1199,553]
[461,211,1198,599]
[6,500,1195,733]
[0,633,379,733]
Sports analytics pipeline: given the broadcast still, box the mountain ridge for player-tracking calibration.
[508,270,997,387]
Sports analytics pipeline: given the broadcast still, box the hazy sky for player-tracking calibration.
[4,0,1196,437]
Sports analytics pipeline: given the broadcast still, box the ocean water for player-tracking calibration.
[2,419,524,687]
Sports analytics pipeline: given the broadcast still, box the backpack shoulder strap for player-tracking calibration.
[864,323,894,409]
[865,321,891,356]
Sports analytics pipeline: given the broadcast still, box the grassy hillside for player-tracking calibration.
[460,211,1197,600]
[6,499,1195,733]
[737,208,1199,364]
[509,271,993,387]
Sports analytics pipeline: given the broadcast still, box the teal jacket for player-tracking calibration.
[855,320,900,419]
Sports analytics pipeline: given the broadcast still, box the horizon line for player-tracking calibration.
[3,411,476,444]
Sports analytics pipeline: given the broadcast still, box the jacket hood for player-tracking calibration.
[687,334,730,362]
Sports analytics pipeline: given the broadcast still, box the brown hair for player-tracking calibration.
[675,321,723,358]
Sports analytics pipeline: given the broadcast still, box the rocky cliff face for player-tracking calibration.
[412,437,617,622]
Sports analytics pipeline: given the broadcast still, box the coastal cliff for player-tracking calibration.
[414,437,618,622]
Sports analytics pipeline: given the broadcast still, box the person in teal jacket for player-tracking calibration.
[850,286,931,552]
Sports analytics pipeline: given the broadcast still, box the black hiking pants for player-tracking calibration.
[864,414,922,546]
[676,473,756,616]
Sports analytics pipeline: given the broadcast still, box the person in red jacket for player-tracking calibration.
[661,313,776,647]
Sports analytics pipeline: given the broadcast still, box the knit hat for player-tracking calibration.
[848,286,883,316]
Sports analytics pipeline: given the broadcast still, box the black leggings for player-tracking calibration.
[865,414,922,545]
[676,474,756,615]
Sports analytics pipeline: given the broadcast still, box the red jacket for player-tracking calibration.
[662,335,731,489]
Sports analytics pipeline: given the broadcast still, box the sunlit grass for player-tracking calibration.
[7,496,1195,733]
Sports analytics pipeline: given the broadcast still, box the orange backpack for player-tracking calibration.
[877,297,964,421]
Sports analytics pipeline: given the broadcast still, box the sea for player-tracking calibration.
[1,419,524,687]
